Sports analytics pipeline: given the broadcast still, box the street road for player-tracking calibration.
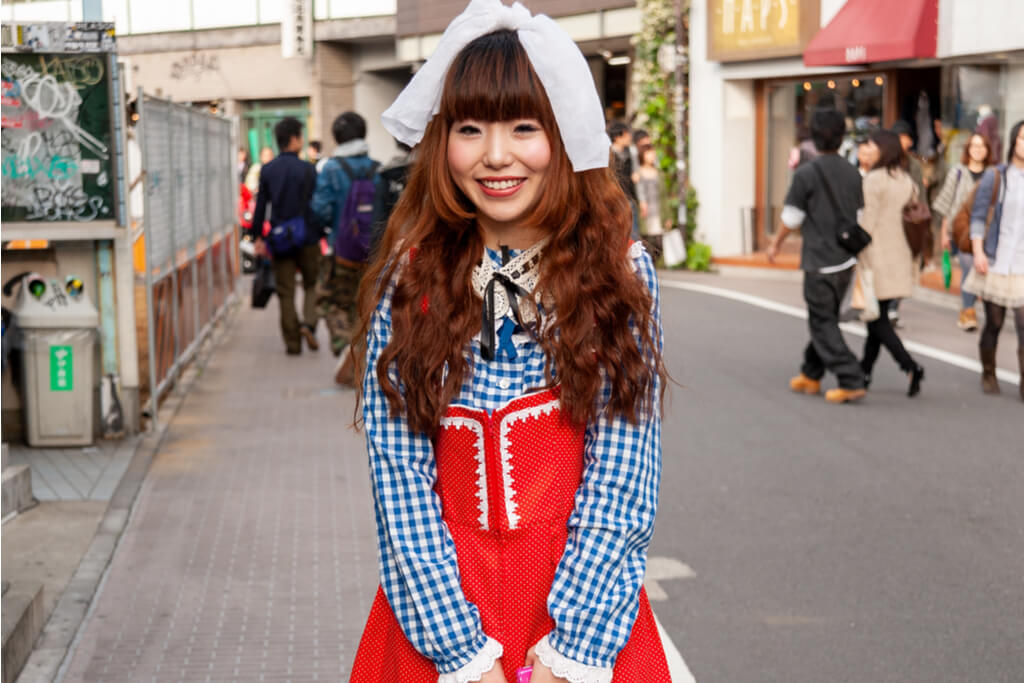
[650,282,1024,683]
[57,274,1023,683]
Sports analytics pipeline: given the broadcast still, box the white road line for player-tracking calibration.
[654,611,698,683]
[661,279,1019,386]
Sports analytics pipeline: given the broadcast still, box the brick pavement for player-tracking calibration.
[62,296,378,682]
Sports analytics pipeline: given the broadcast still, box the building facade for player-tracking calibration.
[689,0,1024,256]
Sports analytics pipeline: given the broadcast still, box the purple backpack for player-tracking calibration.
[332,158,380,263]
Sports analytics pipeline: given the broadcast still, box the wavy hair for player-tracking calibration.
[356,29,664,436]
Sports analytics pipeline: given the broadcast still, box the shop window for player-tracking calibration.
[941,65,1008,166]
[762,75,885,241]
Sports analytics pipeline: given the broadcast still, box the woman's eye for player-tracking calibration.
[515,123,540,133]
[457,124,480,135]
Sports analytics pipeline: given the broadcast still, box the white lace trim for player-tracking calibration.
[437,637,504,683]
[471,238,549,325]
[439,416,488,530]
[628,240,645,272]
[497,397,560,530]
[534,634,613,683]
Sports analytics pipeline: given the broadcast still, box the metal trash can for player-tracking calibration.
[13,275,100,447]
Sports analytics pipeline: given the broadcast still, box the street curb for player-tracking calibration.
[15,295,243,683]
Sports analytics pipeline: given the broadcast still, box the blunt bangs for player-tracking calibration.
[440,29,553,126]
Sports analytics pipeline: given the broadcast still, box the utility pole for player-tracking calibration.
[674,0,689,222]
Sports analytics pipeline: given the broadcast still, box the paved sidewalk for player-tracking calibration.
[60,297,378,682]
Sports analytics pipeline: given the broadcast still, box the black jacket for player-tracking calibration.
[250,152,317,240]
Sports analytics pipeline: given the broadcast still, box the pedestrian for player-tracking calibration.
[856,136,877,177]
[310,111,380,383]
[963,119,1024,400]
[349,1,670,680]
[609,120,640,239]
[858,129,926,396]
[369,139,413,258]
[934,132,993,331]
[766,106,867,403]
[306,139,325,172]
[250,118,320,355]
[636,145,664,260]
[892,121,926,199]
[244,145,273,193]
[237,146,250,185]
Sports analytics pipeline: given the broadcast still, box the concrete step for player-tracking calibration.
[2,464,34,519]
[1,582,44,683]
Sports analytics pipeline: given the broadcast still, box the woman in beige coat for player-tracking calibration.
[859,129,926,397]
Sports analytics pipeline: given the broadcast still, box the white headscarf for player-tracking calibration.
[381,0,610,172]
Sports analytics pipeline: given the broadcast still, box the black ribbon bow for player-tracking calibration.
[480,246,531,362]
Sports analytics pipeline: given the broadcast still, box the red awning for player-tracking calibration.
[803,0,938,67]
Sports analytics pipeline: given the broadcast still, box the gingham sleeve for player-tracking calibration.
[363,276,502,678]
[540,245,664,679]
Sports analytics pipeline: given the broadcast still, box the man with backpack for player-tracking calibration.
[310,111,380,385]
[251,117,320,356]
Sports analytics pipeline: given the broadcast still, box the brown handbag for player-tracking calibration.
[953,168,1001,253]
[902,187,933,261]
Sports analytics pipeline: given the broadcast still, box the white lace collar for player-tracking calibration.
[470,237,549,326]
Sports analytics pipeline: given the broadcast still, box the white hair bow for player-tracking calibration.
[381,0,610,172]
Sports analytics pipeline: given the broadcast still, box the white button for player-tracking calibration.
[498,378,511,390]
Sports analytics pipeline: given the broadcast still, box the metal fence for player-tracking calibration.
[138,92,238,426]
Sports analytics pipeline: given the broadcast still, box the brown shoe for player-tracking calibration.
[957,308,978,331]
[980,347,1000,395]
[334,346,355,386]
[300,325,319,352]
[789,373,821,395]
[824,387,867,404]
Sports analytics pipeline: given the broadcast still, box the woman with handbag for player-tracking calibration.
[859,129,926,396]
[934,132,994,331]
[962,120,1024,401]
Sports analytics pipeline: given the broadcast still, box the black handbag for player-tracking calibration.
[251,258,276,309]
[812,162,872,255]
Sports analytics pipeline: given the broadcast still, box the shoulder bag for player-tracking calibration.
[953,167,1001,253]
[811,162,872,255]
[902,183,933,261]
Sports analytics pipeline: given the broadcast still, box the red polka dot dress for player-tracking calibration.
[351,245,671,682]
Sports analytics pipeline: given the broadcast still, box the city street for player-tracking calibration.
[57,272,1023,683]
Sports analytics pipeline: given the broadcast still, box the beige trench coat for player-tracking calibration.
[860,168,917,301]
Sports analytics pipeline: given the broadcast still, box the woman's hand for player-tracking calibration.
[639,201,649,219]
[974,250,989,275]
[973,238,989,275]
[480,659,509,683]
[940,224,951,251]
[523,646,569,683]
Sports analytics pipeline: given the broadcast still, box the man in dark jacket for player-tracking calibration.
[251,117,319,355]
[310,111,380,383]
[767,107,867,403]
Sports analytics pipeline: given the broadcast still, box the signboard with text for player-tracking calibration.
[708,0,820,62]
[282,0,313,59]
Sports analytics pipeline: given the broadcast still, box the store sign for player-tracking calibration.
[281,0,313,59]
[50,345,73,392]
[708,0,818,62]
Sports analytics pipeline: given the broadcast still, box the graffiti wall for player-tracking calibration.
[1,52,114,222]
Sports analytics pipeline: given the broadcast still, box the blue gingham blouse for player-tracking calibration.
[362,243,663,677]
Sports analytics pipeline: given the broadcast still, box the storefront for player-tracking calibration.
[690,0,1024,257]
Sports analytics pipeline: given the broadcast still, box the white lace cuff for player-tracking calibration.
[437,637,503,683]
[534,634,613,683]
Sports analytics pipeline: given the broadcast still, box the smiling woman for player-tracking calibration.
[349,3,671,682]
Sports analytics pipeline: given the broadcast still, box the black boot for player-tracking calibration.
[1018,349,1024,401]
[907,364,925,398]
[980,347,1000,395]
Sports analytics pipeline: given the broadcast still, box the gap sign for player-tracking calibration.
[50,345,73,391]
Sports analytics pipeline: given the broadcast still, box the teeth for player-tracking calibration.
[481,179,523,190]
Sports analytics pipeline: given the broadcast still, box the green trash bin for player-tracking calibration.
[13,275,100,447]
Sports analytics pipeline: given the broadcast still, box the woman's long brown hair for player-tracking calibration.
[356,29,664,437]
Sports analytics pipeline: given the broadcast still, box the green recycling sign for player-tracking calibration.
[50,345,73,392]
